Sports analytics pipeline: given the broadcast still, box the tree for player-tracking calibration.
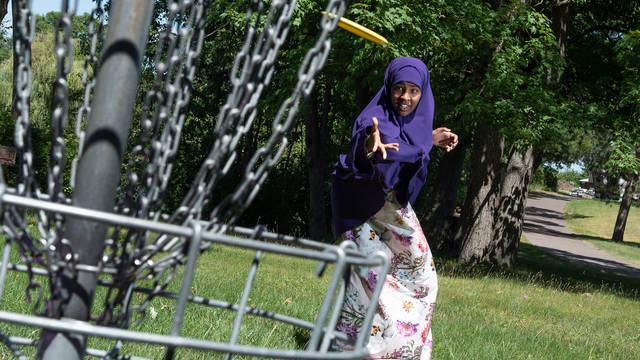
[0,0,7,25]
[608,30,640,242]
[451,1,561,266]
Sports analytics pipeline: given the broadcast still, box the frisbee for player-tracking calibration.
[322,11,388,46]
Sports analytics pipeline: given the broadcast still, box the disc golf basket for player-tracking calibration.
[0,0,389,359]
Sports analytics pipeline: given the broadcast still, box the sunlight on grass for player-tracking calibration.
[0,241,331,359]
[435,240,640,360]
[436,274,639,360]
[565,199,640,266]
[0,237,638,359]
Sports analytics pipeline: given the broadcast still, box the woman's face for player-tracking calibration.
[390,81,421,116]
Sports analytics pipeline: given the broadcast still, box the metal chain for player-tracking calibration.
[48,0,76,203]
[100,0,213,328]
[210,0,346,227]
[4,0,51,319]
[113,0,298,313]
[2,0,350,346]
[173,0,347,231]
[43,0,81,317]
[119,0,210,222]
[12,0,35,197]
[171,0,297,227]
[109,0,348,327]
[71,0,105,189]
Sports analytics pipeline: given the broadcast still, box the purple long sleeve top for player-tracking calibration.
[331,57,435,237]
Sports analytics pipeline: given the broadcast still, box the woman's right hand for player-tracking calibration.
[366,117,399,160]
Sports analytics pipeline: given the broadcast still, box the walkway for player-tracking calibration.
[523,192,640,279]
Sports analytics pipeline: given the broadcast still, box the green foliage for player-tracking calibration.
[0,30,10,63]
[559,2,640,182]
[606,135,640,177]
[532,165,559,192]
[1,1,637,239]
[557,169,586,185]
[542,165,558,191]
[0,15,87,195]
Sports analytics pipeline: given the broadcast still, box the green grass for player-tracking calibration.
[565,199,640,266]
[0,237,638,359]
[0,242,331,359]
[434,240,640,360]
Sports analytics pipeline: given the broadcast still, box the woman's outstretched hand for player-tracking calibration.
[433,127,458,152]
[366,117,399,160]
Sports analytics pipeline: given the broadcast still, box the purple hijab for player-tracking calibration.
[331,57,434,237]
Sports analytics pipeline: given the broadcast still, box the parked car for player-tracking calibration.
[570,188,585,196]
[570,188,594,198]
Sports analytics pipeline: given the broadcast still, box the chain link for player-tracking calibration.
[48,0,76,203]
[101,0,213,327]
[175,0,346,231]
[44,0,81,317]
[3,0,51,319]
[172,0,298,226]
[12,0,35,197]
[71,0,105,189]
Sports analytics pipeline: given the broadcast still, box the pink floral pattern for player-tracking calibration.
[396,321,419,337]
[334,193,438,359]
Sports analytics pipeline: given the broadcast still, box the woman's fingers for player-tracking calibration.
[369,117,400,160]
[371,117,380,152]
[380,143,387,160]
[384,143,399,152]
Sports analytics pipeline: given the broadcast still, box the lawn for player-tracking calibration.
[0,238,638,359]
[564,198,640,266]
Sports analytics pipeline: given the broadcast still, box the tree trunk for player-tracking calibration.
[305,81,329,240]
[612,175,637,242]
[491,146,534,266]
[425,142,467,254]
[0,0,8,23]
[551,0,569,59]
[457,123,504,264]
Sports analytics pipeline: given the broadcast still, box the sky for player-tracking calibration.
[3,0,96,30]
[19,0,95,15]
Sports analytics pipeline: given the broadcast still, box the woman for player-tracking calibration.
[331,57,458,359]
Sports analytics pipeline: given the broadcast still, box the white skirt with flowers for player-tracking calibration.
[335,193,438,360]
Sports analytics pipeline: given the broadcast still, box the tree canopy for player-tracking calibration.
[1,0,639,261]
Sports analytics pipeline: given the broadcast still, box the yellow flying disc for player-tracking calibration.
[322,11,388,46]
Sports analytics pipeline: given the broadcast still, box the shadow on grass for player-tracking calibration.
[523,220,605,242]
[564,213,592,220]
[435,243,640,300]
[293,328,311,349]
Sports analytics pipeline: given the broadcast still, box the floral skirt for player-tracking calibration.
[335,194,438,360]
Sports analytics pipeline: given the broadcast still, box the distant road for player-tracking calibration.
[523,192,640,279]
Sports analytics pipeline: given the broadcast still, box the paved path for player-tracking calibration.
[523,192,640,278]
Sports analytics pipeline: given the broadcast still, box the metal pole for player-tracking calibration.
[37,1,155,359]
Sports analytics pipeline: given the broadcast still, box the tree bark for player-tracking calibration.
[0,0,8,23]
[612,174,637,242]
[425,141,467,254]
[305,81,330,240]
[551,0,569,59]
[457,123,504,264]
[491,146,535,266]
